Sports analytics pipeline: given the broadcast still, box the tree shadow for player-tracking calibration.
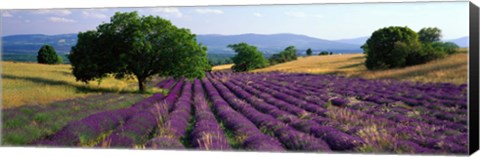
[338,63,364,69]
[2,74,140,94]
[348,55,366,60]
[54,71,73,76]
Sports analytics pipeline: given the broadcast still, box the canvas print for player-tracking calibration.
[0,1,472,155]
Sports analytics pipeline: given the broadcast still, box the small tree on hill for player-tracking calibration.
[306,48,313,56]
[37,45,62,64]
[269,46,298,65]
[418,27,442,43]
[69,12,210,92]
[228,42,268,72]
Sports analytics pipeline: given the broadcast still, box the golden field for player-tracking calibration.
[214,51,468,85]
[212,64,233,71]
[1,62,139,108]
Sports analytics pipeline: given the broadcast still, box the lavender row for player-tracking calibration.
[146,81,193,149]
[157,78,176,89]
[208,76,331,152]
[190,79,230,150]
[100,79,185,148]
[264,74,467,131]
[275,74,466,112]
[220,77,365,151]
[229,72,467,153]
[201,78,285,151]
[272,75,467,134]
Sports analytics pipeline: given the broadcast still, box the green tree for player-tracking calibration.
[306,48,313,56]
[37,45,62,64]
[362,26,422,70]
[56,55,63,64]
[319,51,329,55]
[432,42,460,54]
[69,12,210,92]
[269,46,297,65]
[228,42,268,72]
[418,27,442,43]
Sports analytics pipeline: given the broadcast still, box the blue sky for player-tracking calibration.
[1,1,469,40]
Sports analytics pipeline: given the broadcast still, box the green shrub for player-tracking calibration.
[37,45,62,64]
[269,46,297,65]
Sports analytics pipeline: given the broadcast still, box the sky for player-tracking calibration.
[0,1,469,40]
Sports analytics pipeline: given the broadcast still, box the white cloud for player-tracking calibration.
[32,9,71,16]
[253,12,263,17]
[150,7,182,17]
[2,11,13,17]
[194,9,224,14]
[82,11,107,19]
[48,17,76,23]
[24,20,31,23]
[285,11,307,18]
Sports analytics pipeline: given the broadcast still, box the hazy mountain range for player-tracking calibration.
[1,33,468,55]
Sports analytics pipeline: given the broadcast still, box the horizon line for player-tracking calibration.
[1,32,470,41]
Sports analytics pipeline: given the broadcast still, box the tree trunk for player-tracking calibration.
[137,76,146,93]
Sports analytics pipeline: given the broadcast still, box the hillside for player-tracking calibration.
[246,52,467,84]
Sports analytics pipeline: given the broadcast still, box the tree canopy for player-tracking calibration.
[228,42,268,72]
[306,48,313,56]
[362,26,421,70]
[69,11,210,92]
[269,46,297,65]
[37,45,62,64]
[362,26,460,70]
[418,27,442,43]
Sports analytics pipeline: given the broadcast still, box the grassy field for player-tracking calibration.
[1,61,141,108]
[213,51,468,84]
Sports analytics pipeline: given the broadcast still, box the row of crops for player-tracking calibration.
[34,72,468,154]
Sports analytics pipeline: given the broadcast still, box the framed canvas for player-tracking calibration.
[1,0,479,156]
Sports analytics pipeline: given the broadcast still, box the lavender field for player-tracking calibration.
[34,72,468,154]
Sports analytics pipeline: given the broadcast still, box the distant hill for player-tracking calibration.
[2,34,77,54]
[446,36,468,48]
[2,33,363,55]
[196,33,362,54]
[334,36,369,45]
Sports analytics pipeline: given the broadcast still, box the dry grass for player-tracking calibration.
[2,61,139,108]
[246,51,467,84]
[212,64,233,71]
[253,54,367,74]
[348,53,468,84]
